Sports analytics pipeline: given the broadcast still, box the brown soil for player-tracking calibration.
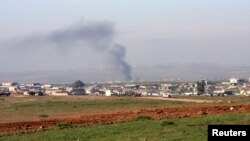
[0,104,250,132]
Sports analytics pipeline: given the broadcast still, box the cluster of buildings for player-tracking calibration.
[0,82,85,96]
[86,78,250,97]
[1,77,250,97]
[175,77,250,96]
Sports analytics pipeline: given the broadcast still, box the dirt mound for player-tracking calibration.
[0,104,250,132]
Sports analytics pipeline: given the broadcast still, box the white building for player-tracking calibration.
[160,83,172,91]
[1,82,18,87]
[8,86,18,92]
[221,82,230,85]
[42,84,53,89]
[213,89,225,94]
[105,90,112,96]
[51,91,69,96]
[1,82,18,93]
[229,78,239,85]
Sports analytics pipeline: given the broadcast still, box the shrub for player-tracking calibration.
[161,120,175,126]
[39,114,49,118]
[135,115,152,121]
[57,121,71,129]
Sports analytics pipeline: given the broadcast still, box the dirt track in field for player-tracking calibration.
[0,104,250,132]
[140,97,214,103]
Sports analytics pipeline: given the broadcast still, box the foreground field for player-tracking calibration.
[1,95,249,123]
[0,96,201,123]
[0,103,249,132]
[0,95,249,141]
[0,96,250,123]
[1,112,250,141]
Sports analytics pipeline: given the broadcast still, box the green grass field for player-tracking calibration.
[0,96,200,123]
[1,112,250,141]
[0,95,249,141]
[1,95,249,123]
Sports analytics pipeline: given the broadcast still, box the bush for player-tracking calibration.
[57,121,71,129]
[39,114,49,118]
[161,120,175,126]
[135,115,152,121]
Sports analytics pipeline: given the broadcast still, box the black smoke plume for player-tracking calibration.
[2,21,132,81]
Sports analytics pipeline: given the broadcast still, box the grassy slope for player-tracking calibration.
[1,113,250,141]
[0,96,199,123]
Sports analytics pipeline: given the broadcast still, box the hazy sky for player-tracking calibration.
[0,0,250,72]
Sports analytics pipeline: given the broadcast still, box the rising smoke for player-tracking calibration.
[1,21,132,81]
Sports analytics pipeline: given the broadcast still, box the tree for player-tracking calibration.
[73,80,85,88]
[197,80,206,94]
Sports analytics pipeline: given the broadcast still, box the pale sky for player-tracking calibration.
[0,0,250,72]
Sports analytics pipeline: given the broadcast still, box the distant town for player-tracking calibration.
[1,77,250,97]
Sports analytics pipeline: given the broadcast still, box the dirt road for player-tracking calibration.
[140,96,214,103]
